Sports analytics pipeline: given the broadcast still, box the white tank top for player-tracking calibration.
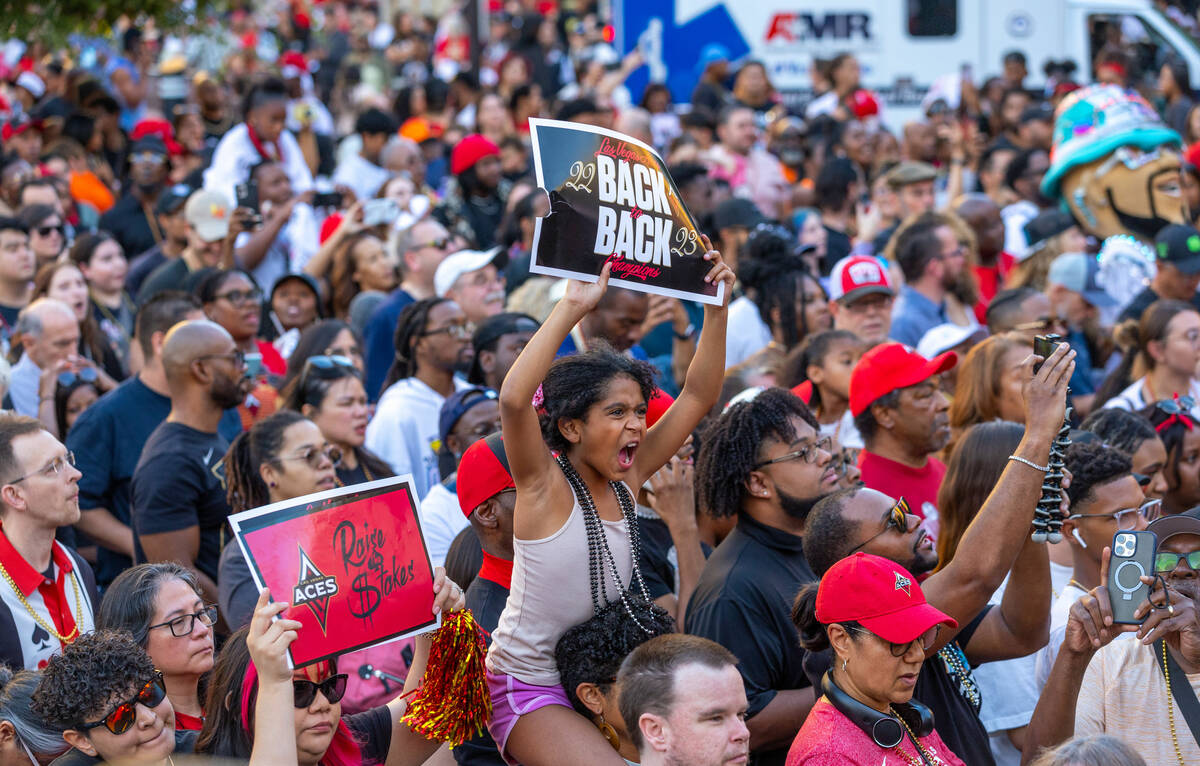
[485,481,636,686]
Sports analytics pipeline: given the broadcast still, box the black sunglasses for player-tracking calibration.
[35,224,64,237]
[79,673,166,735]
[293,674,348,708]
[849,497,910,553]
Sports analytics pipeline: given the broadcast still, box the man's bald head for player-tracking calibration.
[161,320,236,383]
[16,299,80,370]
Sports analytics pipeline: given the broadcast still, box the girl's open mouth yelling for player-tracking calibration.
[618,441,639,468]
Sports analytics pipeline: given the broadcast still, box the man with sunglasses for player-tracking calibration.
[132,321,253,605]
[1024,509,1200,764]
[0,412,98,671]
[685,388,838,765]
[98,135,170,260]
[363,219,459,400]
[800,341,1074,765]
[31,630,193,765]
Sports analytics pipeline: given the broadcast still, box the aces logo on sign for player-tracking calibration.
[293,547,338,634]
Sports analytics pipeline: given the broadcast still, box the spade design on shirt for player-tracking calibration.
[30,621,50,650]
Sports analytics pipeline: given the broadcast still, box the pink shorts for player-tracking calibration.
[485,669,572,766]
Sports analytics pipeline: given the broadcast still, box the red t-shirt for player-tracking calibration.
[174,711,204,731]
[786,697,965,765]
[972,251,1017,324]
[858,450,946,525]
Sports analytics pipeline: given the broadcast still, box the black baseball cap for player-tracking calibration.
[437,387,499,445]
[468,312,540,385]
[155,184,193,215]
[1147,506,1200,542]
[1155,224,1200,275]
[712,198,766,231]
[130,135,168,157]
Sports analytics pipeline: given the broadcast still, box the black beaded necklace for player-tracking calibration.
[555,454,657,635]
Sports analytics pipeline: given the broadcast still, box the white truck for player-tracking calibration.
[616,0,1200,126]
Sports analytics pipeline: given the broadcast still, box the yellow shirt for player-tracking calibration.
[1076,637,1200,764]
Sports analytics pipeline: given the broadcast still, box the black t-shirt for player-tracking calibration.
[637,509,712,601]
[1118,285,1200,323]
[131,422,231,582]
[803,607,996,766]
[137,257,191,306]
[125,245,167,298]
[685,514,816,766]
[822,225,852,274]
[98,193,158,259]
[454,573,509,766]
[345,705,394,764]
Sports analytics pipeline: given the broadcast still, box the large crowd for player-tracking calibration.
[6,2,1200,765]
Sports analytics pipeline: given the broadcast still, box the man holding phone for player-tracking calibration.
[1024,510,1200,764]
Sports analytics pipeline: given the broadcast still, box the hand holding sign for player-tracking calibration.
[248,589,303,684]
[698,233,735,307]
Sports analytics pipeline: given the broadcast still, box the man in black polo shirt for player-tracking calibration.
[796,342,1075,766]
[685,387,838,766]
[98,135,170,258]
[453,431,513,766]
[1117,222,1200,322]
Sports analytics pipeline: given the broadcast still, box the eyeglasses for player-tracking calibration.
[280,444,343,469]
[131,152,166,166]
[422,322,473,341]
[7,451,75,485]
[1012,315,1068,333]
[1155,550,1200,573]
[57,366,98,387]
[196,350,247,368]
[1067,499,1162,530]
[849,497,911,553]
[78,673,166,735]
[293,674,348,708]
[148,605,218,637]
[34,224,63,238]
[754,436,833,469]
[848,624,941,657]
[215,288,263,306]
[414,237,451,251]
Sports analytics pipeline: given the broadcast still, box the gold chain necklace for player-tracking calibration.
[889,706,939,766]
[0,558,83,643]
[1161,640,1188,766]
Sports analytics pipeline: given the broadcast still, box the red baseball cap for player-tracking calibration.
[848,342,956,417]
[647,388,674,427]
[850,89,879,119]
[816,552,957,643]
[451,134,501,175]
[457,432,514,518]
[829,254,894,304]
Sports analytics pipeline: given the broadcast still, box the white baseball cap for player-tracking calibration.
[916,323,986,360]
[434,247,508,298]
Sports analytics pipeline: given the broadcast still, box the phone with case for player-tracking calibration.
[1107,530,1158,624]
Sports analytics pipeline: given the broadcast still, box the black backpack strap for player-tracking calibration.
[1155,638,1200,747]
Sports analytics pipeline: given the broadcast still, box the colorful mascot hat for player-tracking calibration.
[1041,84,1181,201]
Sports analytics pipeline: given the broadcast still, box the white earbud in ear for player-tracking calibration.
[1073,528,1088,549]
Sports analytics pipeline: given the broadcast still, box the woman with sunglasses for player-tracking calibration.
[790,552,964,765]
[1097,299,1200,415]
[280,355,392,488]
[30,629,196,766]
[95,563,217,733]
[1141,398,1200,515]
[278,319,366,396]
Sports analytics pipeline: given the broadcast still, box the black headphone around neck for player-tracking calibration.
[821,671,935,749]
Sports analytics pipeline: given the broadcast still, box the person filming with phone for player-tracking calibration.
[1024,509,1200,764]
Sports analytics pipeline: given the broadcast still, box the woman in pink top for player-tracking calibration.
[488,247,734,766]
[788,552,964,766]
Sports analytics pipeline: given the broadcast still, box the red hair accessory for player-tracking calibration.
[532,383,546,414]
[1157,412,1194,433]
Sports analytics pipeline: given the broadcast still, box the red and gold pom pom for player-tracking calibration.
[401,609,491,746]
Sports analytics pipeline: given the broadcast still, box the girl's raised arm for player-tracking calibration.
[499,262,614,489]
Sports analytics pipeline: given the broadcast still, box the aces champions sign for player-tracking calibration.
[228,476,438,667]
[528,118,725,306]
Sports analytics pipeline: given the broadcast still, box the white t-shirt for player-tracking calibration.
[974,560,1072,766]
[332,153,393,203]
[204,123,315,206]
[419,481,470,569]
[365,377,472,498]
[725,295,771,369]
[1102,376,1200,417]
[819,409,863,450]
